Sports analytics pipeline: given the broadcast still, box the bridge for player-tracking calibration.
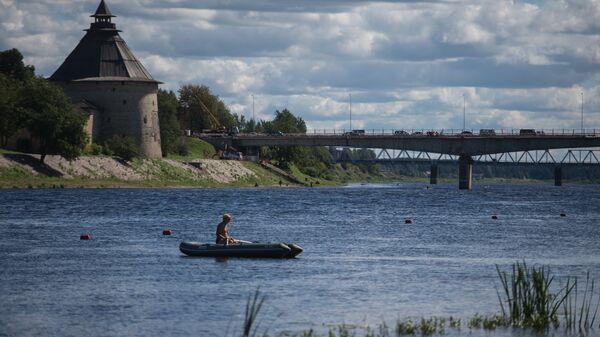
[200,129,600,189]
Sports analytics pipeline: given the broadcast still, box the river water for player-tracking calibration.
[0,183,599,337]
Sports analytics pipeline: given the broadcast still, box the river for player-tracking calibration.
[1,183,599,336]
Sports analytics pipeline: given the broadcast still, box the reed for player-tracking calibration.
[495,261,599,332]
[231,263,598,337]
[242,289,266,337]
[562,272,600,333]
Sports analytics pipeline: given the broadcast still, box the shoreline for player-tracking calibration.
[1,153,597,189]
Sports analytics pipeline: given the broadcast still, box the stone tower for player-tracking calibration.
[50,0,162,158]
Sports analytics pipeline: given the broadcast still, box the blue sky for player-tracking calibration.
[1,0,599,131]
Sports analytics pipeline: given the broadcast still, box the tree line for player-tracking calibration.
[0,49,87,163]
[158,88,334,177]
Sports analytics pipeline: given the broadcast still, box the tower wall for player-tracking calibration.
[60,80,162,158]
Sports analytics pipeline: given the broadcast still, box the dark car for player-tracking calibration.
[412,131,423,135]
[479,129,496,136]
[426,131,439,137]
[460,130,473,136]
[394,130,409,135]
[519,129,536,136]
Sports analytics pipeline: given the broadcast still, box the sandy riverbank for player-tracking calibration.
[0,154,300,188]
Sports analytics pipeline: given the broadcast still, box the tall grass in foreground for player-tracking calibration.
[496,261,599,333]
[242,289,266,337]
[234,262,599,337]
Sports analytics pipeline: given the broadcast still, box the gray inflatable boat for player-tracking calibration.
[179,240,303,258]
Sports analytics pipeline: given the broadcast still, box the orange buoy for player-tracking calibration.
[405,219,412,224]
[163,229,173,236]
[491,215,498,220]
[80,233,91,240]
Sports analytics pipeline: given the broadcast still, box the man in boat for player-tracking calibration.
[216,213,237,244]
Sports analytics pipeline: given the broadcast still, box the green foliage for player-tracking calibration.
[243,289,266,337]
[85,143,105,156]
[178,84,234,132]
[495,261,600,332]
[0,48,35,81]
[157,89,182,156]
[259,109,332,177]
[0,73,22,146]
[165,137,216,160]
[0,49,35,147]
[105,135,141,161]
[19,77,88,163]
[263,109,307,134]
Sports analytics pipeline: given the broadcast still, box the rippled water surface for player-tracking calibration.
[1,183,599,337]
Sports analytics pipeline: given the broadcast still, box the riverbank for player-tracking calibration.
[0,153,591,189]
[0,152,323,188]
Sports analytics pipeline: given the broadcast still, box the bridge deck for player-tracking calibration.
[201,133,600,157]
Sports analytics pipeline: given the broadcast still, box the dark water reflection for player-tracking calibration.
[1,183,599,336]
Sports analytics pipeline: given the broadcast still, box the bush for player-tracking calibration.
[105,135,141,161]
[176,138,189,156]
[87,143,104,155]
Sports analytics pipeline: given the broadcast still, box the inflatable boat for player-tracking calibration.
[179,240,303,258]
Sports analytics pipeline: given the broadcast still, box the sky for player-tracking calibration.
[1,0,599,132]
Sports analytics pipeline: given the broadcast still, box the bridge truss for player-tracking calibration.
[337,149,600,166]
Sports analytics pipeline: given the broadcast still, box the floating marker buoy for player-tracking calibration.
[491,215,498,220]
[163,229,173,236]
[405,219,413,224]
[560,213,566,217]
[80,233,91,240]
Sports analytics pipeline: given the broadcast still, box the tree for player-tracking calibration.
[105,135,141,161]
[0,74,22,147]
[0,48,35,147]
[260,109,331,175]
[157,89,181,155]
[20,77,88,163]
[0,49,35,81]
[263,109,307,134]
[178,84,235,132]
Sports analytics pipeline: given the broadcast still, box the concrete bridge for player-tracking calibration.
[200,129,600,189]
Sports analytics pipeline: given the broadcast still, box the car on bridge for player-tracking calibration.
[412,131,423,136]
[519,129,537,136]
[344,130,366,136]
[479,129,496,136]
[394,130,409,135]
[426,131,439,137]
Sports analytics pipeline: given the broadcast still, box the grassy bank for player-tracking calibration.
[0,162,296,189]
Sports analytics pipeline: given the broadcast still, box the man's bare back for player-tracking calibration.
[216,213,236,244]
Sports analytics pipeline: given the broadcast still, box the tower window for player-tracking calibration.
[123,99,127,105]
[143,116,148,124]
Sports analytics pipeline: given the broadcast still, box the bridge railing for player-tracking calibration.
[300,129,600,136]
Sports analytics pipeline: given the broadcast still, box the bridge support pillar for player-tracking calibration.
[554,166,563,186]
[458,155,473,190]
[430,163,438,185]
[244,146,260,162]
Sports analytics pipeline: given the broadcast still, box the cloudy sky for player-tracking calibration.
[1,0,599,131]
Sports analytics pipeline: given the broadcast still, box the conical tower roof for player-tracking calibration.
[92,0,115,17]
[50,0,159,83]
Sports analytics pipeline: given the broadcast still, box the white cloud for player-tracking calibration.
[1,0,599,131]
